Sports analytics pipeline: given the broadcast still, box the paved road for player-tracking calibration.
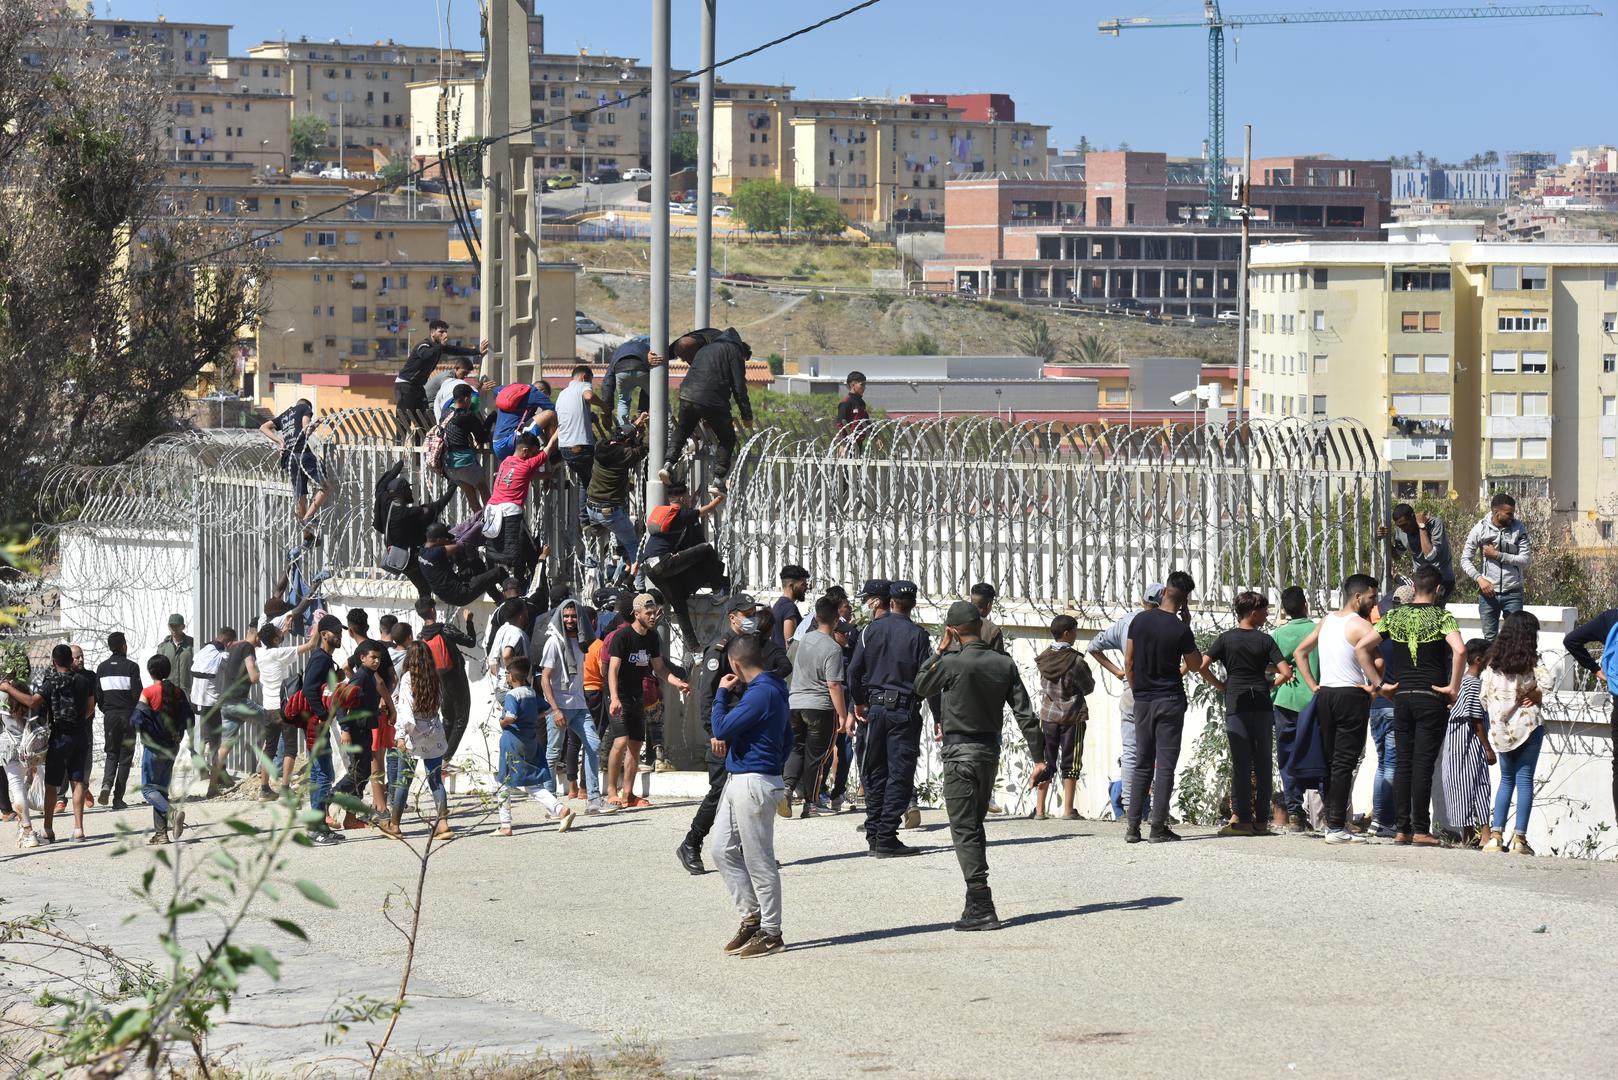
[7,793,1615,1079]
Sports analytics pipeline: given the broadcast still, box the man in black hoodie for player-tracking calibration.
[375,462,456,599]
[95,632,143,809]
[657,327,753,495]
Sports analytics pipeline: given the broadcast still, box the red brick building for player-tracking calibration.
[906,92,1015,123]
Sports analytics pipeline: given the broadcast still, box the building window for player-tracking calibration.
[1520,438,1548,460]
[1312,395,1327,416]
[1490,392,1517,417]
[1312,310,1325,332]
[1401,311,1418,332]
[1491,350,1518,373]
[1603,396,1617,416]
[1314,268,1328,288]
[1422,311,1441,332]
[1521,393,1548,416]
[1605,270,1617,290]
[1392,270,1450,291]
[1491,266,1518,290]
[1104,387,1127,404]
[1393,393,1450,415]
[1521,351,1548,374]
[1313,355,1328,374]
[1604,313,1617,333]
[1605,438,1617,459]
[1498,314,1549,332]
[302,342,314,354]
[352,306,366,322]
[1521,266,1548,290]
[1491,438,1518,460]
[1607,354,1618,373]
[1423,354,1449,374]
[1392,354,1420,374]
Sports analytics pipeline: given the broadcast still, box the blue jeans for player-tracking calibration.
[585,503,640,568]
[141,747,174,830]
[390,754,446,821]
[308,721,335,830]
[545,707,601,799]
[1492,724,1545,836]
[1478,589,1525,641]
[614,370,649,425]
[1370,707,1396,829]
[1274,706,1305,814]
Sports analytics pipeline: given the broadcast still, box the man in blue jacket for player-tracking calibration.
[709,634,793,959]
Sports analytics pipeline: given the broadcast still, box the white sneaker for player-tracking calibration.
[585,797,615,815]
[556,807,576,833]
[17,830,38,849]
[1323,828,1366,845]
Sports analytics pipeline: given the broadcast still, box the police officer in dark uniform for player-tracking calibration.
[848,578,932,857]
[916,601,1047,930]
[677,594,782,874]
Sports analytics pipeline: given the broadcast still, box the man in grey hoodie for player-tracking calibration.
[539,599,606,812]
[1459,492,1532,641]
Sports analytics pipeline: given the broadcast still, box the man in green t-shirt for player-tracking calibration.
[1270,586,1320,832]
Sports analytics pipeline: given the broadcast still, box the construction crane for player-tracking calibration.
[1099,3,1602,223]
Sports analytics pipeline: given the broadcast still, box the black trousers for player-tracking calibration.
[861,702,921,846]
[683,749,729,849]
[784,708,835,802]
[665,401,737,481]
[394,383,430,446]
[403,550,433,599]
[1128,696,1186,830]
[430,564,506,607]
[1226,702,1273,825]
[1393,692,1448,835]
[1314,685,1371,830]
[439,670,471,763]
[644,543,726,648]
[100,709,136,801]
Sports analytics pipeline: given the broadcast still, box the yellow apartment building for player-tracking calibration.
[1250,220,1618,541]
[89,17,228,74]
[714,97,1047,224]
[163,74,291,174]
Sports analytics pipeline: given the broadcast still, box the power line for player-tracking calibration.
[168,0,886,272]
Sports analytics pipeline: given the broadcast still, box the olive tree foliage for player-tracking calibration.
[0,5,264,525]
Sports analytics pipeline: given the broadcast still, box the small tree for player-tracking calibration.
[450,137,484,187]
[290,115,329,163]
[378,160,410,188]
[670,130,699,170]
[1014,317,1057,362]
[1063,330,1112,366]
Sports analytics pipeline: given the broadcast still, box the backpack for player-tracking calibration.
[496,382,532,413]
[645,503,680,537]
[1600,618,1618,695]
[423,630,455,673]
[423,421,448,475]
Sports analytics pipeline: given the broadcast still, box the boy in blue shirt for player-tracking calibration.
[709,634,793,958]
[496,657,574,835]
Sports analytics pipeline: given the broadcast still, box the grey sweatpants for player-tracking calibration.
[710,771,785,935]
[1118,687,1137,816]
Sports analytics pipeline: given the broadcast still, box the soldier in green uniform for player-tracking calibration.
[915,600,1047,931]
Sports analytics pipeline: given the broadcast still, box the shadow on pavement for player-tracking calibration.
[787,895,1183,951]
[782,831,1087,869]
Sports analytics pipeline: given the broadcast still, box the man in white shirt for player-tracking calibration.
[1291,573,1386,846]
[554,364,608,491]
[253,621,317,798]
[429,356,477,420]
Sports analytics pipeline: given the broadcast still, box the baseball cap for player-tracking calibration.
[316,614,344,637]
[969,582,996,600]
[1392,584,1416,606]
[779,564,810,582]
[633,592,660,611]
[855,578,891,601]
[891,580,918,601]
[726,594,761,615]
[168,613,186,627]
[945,600,982,627]
[1144,582,1166,605]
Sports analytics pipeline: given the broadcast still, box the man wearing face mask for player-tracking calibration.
[847,578,932,857]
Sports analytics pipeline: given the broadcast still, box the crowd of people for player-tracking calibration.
[3,318,1614,959]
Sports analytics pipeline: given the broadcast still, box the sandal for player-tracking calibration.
[495,826,513,837]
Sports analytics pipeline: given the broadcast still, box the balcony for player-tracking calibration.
[1486,416,1553,438]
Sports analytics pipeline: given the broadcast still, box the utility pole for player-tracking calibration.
[646,0,672,506]
[694,0,716,329]
[1234,123,1252,429]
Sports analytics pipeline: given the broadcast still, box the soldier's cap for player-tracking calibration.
[1144,582,1166,605]
[779,564,810,582]
[969,582,996,600]
[726,594,761,615]
[890,580,918,600]
[168,613,186,627]
[944,600,982,628]
[855,578,891,600]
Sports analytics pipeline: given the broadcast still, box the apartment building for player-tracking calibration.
[88,17,228,74]
[713,97,1047,224]
[1248,220,1618,540]
[163,74,291,173]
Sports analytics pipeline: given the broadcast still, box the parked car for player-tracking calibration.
[586,167,620,185]
[622,167,652,181]
[713,205,735,217]
[574,315,603,335]
[1215,310,1241,325]
[1111,297,1145,312]
[415,178,446,194]
[669,202,692,215]
[687,267,721,278]
[317,166,353,180]
[545,173,577,191]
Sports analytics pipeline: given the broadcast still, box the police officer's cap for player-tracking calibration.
[855,578,890,600]
[890,580,918,600]
[969,582,996,600]
[726,593,761,615]
[779,564,810,582]
[945,600,982,628]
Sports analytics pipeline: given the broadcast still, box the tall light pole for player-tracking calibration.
[646,0,672,506]
[1235,123,1252,430]
[694,0,716,328]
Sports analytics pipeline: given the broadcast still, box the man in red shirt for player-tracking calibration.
[484,430,557,588]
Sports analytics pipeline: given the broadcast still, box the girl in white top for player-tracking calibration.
[1479,611,1547,855]
[0,660,42,848]
[385,640,453,841]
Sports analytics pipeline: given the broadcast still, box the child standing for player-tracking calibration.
[496,657,575,836]
[1443,638,1496,849]
[1480,611,1546,855]
[1033,614,1093,820]
[1200,591,1291,836]
[132,654,196,845]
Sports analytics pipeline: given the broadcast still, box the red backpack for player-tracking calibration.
[496,382,532,413]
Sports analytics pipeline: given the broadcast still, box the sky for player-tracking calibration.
[104,0,1617,163]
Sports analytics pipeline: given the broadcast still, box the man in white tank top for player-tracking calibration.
[1290,574,1386,845]
[555,365,608,491]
